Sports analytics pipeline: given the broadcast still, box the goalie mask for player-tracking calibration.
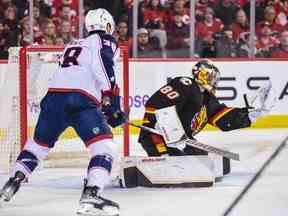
[192,59,220,95]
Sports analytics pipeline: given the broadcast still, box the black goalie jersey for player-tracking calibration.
[138,76,251,156]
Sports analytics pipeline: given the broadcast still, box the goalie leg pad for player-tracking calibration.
[120,156,216,188]
[184,145,230,176]
[184,145,208,155]
[223,157,231,175]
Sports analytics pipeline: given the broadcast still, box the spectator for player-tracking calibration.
[195,0,216,21]
[266,0,288,16]
[132,27,162,57]
[144,0,168,53]
[256,24,278,57]
[4,5,18,30]
[195,7,224,58]
[165,14,190,54]
[19,16,44,46]
[274,12,288,33]
[196,7,223,40]
[52,0,78,17]
[55,36,65,45]
[53,4,78,37]
[215,27,237,57]
[236,32,257,57]
[11,0,29,20]
[256,6,278,36]
[3,5,20,47]
[243,0,267,23]
[197,37,216,57]
[42,19,57,45]
[33,5,41,22]
[143,0,166,30]
[0,18,9,58]
[58,19,75,44]
[271,30,288,58]
[279,1,288,16]
[166,0,190,24]
[114,20,132,48]
[34,0,52,18]
[0,0,10,19]
[32,4,50,29]
[231,9,249,41]
[214,0,239,26]
[58,3,76,19]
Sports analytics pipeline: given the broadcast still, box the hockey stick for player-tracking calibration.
[222,136,288,215]
[129,122,161,135]
[129,122,240,161]
[184,139,240,161]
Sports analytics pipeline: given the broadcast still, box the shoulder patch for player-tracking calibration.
[180,77,193,86]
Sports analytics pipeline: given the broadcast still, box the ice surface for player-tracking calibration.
[0,129,288,216]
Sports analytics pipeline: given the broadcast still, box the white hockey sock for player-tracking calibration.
[86,139,118,190]
[87,168,110,190]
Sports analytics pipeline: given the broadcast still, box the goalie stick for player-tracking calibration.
[129,122,240,161]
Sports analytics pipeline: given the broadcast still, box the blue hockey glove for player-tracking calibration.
[101,85,121,114]
[102,85,126,127]
[106,110,127,128]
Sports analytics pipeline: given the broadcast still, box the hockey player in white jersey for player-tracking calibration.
[0,8,124,216]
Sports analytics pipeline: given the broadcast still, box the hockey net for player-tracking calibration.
[0,46,129,173]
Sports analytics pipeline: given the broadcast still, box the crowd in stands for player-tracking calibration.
[0,0,80,58]
[125,0,288,58]
[0,0,288,59]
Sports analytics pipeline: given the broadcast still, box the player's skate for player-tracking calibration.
[0,171,25,205]
[77,183,119,216]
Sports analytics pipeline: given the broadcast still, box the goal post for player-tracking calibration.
[0,45,129,173]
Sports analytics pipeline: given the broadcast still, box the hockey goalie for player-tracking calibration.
[121,59,276,188]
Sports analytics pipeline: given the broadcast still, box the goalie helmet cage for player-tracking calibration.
[0,45,129,173]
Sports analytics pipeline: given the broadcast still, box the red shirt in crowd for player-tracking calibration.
[231,22,249,41]
[143,7,166,26]
[51,0,79,16]
[271,1,288,16]
[196,18,224,38]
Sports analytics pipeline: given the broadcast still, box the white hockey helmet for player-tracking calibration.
[85,8,115,35]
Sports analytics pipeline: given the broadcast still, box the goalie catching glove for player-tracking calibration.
[245,80,277,122]
[102,85,126,128]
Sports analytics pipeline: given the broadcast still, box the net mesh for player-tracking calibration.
[0,47,21,173]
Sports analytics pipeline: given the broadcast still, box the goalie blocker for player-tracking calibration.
[119,153,225,188]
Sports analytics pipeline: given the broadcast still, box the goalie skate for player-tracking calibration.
[0,171,25,206]
[77,185,119,216]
